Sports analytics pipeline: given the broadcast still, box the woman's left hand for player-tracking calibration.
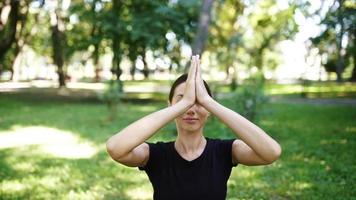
[195,55,213,107]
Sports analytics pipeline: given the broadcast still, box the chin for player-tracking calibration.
[180,125,202,133]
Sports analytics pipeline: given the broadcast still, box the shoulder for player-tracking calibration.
[139,140,174,171]
[146,140,174,158]
[206,137,236,155]
[148,140,174,150]
[207,137,237,167]
[207,137,236,147]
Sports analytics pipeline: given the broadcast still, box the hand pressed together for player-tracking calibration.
[182,55,213,108]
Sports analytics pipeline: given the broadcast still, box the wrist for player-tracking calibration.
[177,99,194,110]
[200,96,215,108]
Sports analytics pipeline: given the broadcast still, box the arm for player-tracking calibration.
[195,57,281,166]
[106,100,192,166]
[204,99,281,165]
[106,56,198,167]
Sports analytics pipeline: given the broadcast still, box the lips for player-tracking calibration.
[183,118,199,123]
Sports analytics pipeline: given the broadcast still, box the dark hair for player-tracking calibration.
[168,74,212,103]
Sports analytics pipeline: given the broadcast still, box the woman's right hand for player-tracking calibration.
[181,55,197,107]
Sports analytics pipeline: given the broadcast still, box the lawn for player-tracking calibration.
[0,92,355,199]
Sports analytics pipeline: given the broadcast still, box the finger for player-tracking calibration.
[187,55,195,80]
[195,55,199,75]
[196,55,202,82]
[191,55,198,81]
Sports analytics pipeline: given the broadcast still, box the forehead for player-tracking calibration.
[173,82,186,96]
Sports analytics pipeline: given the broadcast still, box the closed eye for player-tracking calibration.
[175,94,183,101]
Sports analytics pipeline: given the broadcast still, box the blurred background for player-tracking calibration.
[0,0,355,199]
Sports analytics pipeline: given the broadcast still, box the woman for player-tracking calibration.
[106,55,282,200]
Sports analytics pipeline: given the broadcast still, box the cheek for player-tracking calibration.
[197,109,209,119]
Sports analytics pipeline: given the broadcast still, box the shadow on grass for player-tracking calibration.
[0,146,153,199]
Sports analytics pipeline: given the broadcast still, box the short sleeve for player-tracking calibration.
[219,139,238,167]
[138,142,163,172]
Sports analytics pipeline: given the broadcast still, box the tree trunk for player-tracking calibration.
[91,0,101,82]
[111,0,123,92]
[10,1,30,81]
[350,62,356,82]
[112,38,122,83]
[335,0,345,82]
[93,44,101,82]
[187,0,214,71]
[0,0,20,75]
[130,58,136,80]
[350,38,356,81]
[142,48,149,79]
[50,9,66,87]
[349,23,356,82]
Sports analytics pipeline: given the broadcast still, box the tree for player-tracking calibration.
[311,0,356,82]
[0,0,20,76]
[208,0,244,89]
[246,0,298,72]
[349,27,356,81]
[49,1,67,87]
[68,0,106,82]
[191,0,214,56]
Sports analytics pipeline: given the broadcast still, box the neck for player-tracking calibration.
[175,131,206,154]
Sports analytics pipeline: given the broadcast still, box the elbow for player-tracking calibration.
[265,144,282,164]
[106,138,123,160]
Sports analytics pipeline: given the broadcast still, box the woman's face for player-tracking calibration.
[170,82,210,133]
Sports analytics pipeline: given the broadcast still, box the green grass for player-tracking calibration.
[214,81,356,98]
[0,93,355,199]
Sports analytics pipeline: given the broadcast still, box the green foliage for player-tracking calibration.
[208,0,244,77]
[310,0,356,79]
[246,0,298,70]
[222,74,268,122]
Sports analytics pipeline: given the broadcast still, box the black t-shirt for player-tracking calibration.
[138,137,237,200]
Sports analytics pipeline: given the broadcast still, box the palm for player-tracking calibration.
[194,55,211,106]
[182,55,197,105]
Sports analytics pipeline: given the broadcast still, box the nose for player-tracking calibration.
[186,104,198,115]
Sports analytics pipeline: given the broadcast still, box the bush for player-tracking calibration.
[222,75,268,122]
[98,80,124,121]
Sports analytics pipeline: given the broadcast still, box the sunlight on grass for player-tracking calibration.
[13,162,35,172]
[0,126,98,159]
[0,180,26,193]
[234,168,258,179]
[117,170,149,183]
[294,181,312,190]
[36,176,61,190]
[67,82,105,91]
[125,185,152,200]
[115,168,153,199]
[67,189,104,200]
[266,82,356,95]
[345,126,356,133]
[267,85,303,95]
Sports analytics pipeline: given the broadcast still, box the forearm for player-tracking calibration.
[107,100,191,159]
[204,98,281,162]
